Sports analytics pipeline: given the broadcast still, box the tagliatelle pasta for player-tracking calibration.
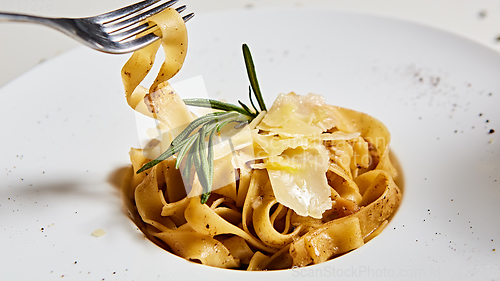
[120,8,402,270]
[121,7,188,119]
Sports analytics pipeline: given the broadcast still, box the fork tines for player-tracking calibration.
[103,0,194,43]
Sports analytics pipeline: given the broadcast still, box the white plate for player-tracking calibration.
[1,6,499,281]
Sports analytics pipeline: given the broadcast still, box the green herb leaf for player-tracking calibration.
[171,112,227,147]
[181,144,196,184]
[248,86,259,114]
[243,44,266,112]
[175,133,199,169]
[238,100,257,117]
[207,129,216,188]
[183,98,254,117]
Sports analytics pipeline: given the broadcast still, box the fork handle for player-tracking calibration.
[0,12,63,30]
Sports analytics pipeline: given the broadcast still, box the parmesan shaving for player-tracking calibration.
[257,93,338,137]
[91,228,106,237]
[252,92,360,218]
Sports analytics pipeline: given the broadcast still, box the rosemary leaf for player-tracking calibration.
[200,192,211,204]
[216,115,247,132]
[182,138,197,186]
[238,100,257,117]
[202,121,219,137]
[136,127,205,174]
[248,86,259,114]
[198,127,211,193]
[136,145,177,173]
[214,111,242,123]
[183,98,253,117]
[175,133,199,169]
[242,44,267,112]
[207,129,216,190]
[194,129,210,203]
[171,112,227,147]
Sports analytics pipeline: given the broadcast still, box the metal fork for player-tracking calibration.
[0,0,194,54]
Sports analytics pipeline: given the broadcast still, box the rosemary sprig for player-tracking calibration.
[137,43,266,204]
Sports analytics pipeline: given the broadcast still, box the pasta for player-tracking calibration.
[120,8,402,270]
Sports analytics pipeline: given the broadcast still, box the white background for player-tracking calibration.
[1,0,500,88]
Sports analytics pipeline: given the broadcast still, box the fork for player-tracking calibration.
[0,0,194,54]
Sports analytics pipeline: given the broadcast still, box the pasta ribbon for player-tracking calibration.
[289,216,364,267]
[121,7,188,118]
[154,230,240,268]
